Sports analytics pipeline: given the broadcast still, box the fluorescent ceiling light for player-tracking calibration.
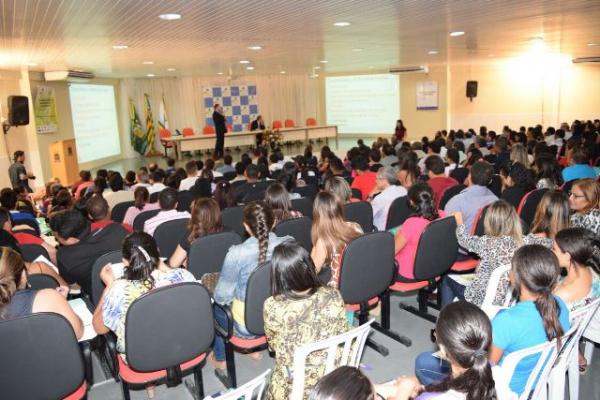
[280,70,286,74]
[310,73,319,78]
[246,66,255,70]
[333,22,351,27]
[450,31,465,37]
[216,72,224,75]
[314,66,321,69]
[239,60,250,64]
[146,73,155,77]
[587,43,599,46]
[428,50,438,55]
[248,46,262,50]
[159,13,181,20]
[142,61,154,65]
[352,48,364,52]
[320,60,328,63]
[26,62,38,66]
[112,45,128,50]
[167,68,176,71]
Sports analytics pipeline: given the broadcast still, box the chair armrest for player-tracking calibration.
[213,302,234,340]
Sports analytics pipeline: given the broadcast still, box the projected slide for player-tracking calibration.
[69,84,121,163]
[326,74,400,134]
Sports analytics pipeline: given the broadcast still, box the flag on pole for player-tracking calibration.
[158,95,170,132]
[144,93,160,156]
[129,97,147,155]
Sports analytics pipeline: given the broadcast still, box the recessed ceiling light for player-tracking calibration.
[320,60,328,63]
[142,61,154,65]
[449,31,465,37]
[587,42,599,46]
[280,70,286,74]
[159,13,181,20]
[239,60,250,64]
[248,45,262,50]
[352,48,364,52]
[216,72,224,75]
[310,73,319,78]
[428,50,438,55]
[112,45,128,50]
[333,21,351,27]
[167,68,176,71]
[246,66,255,70]
[369,66,374,69]
[26,62,38,67]
[314,66,321,69]
[146,73,155,77]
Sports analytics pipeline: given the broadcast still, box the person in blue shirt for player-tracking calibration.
[562,146,598,183]
[490,244,570,396]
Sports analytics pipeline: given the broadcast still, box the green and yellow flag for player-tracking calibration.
[129,97,147,155]
[144,93,160,155]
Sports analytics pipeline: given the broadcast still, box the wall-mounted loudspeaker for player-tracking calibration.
[466,81,478,101]
[8,95,29,126]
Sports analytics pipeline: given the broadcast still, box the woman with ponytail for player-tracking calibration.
[122,186,159,227]
[92,232,195,354]
[489,244,570,396]
[211,201,291,372]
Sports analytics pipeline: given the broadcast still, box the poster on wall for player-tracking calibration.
[202,85,258,132]
[34,86,59,134]
[416,81,438,110]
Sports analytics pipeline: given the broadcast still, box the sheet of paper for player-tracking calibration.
[33,255,58,273]
[447,273,475,286]
[68,298,97,342]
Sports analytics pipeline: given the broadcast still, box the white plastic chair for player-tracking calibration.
[204,369,271,400]
[289,319,373,400]
[549,298,600,400]
[480,264,514,319]
[583,309,600,369]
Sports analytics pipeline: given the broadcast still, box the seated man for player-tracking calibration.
[425,155,459,208]
[143,188,191,236]
[179,160,199,191]
[234,164,268,203]
[148,169,167,194]
[103,172,134,209]
[86,195,132,233]
[369,166,407,231]
[217,154,236,175]
[50,209,129,295]
[562,145,597,182]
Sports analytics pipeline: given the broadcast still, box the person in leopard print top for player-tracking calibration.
[568,179,600,236]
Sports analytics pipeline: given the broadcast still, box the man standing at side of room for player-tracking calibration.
[212,104,227,160]
[8,150,35,193]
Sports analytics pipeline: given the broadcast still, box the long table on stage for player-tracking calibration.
[169,125,338,160]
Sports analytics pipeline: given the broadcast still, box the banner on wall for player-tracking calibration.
[144,94,160,156]
[129,97,147,155]
[416,81,439,110]
[202,85,258,132]
[34,86,58,134]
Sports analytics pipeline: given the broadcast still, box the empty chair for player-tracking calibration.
[439,184,466,209]
[177,190,194,212]
[222,206,246,238]
[111,200,135,223]
[274,217,313,252]
[305,117,317,126]
[159,128,175,158]
[182,127,194,137]
[203,126,215,135]
[208,369,271,400]
[132,209,160,232]
[272,120,283,129]
[153,218,189,259]
[90,250,124,307]
[293,184,318,201]
[343,201,374,233]
[385,196,411,230]
[480,264,513,319]
[19,243,50,263]
[28,274,60,290]
[517,188,548,229]
[187,231,242,279]
[284,119,295,128]
[291,197,313,217]
[0,313,87,400]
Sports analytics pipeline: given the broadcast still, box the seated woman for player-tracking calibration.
[265,183,302,226]
[310,366,375,400]
[378,301,496,400]
[264,240,348,400]
[499,161,535,209]
[397,151,420,189]
[169,198,223,268]
[442,200,550,306]
[122,187,160,227]
[211,201,291,372]
[92,232,196,355]
[527,189,570,239]
[395,183,445,280]
[323,176,356,204]
[213,180,236,210]
[0,246,83,338]
[310,192,363,288]
[569,178,600,236]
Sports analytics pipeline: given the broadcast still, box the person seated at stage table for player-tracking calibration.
[251,115,266,147]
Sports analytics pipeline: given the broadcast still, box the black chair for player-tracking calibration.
[488,174,502,197]
[115,283,214,399]
[242,189,267,203]
[291,197,313,217]
[224,171,237,181]
[177,190,194,212]
[517,188,548,231]
[132,209,160,232]
[215,261,271,388]
[188,231,242,279]
[222,206,246,239]
[391,216,458,322]
[449,167,469,185]
[385,196,412,230]
[149,192,160,203]
[473,205,489,237]
[439,184,466,210]
[339,232,412,356]
[343,201,374,233]
[19,243,50,263]
[273,217,313,252]
[91,250,124,307]
[351,188,362,200]
[293,184,318,201]
[154,218,190,259]
[0,313,86,400]
[111,201,135,223]
[28,274,60,289]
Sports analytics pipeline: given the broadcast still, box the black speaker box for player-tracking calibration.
[8,95,29,126]
[466,81,478,99]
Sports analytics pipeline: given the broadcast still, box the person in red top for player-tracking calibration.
[86,195,133,233]
[425,155,458,209]
[350,155,377,201]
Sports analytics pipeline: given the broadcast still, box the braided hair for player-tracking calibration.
[243,201,274,264]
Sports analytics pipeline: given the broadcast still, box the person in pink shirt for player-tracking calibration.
[395,183,445,279]
[122,187,160,228]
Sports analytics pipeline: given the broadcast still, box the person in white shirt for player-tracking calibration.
[130,169,151,191]
[103,172,134,209]
[147,170,167,195]
[369,167,407,231]
[144,188,190,236]
[180,161,199,191]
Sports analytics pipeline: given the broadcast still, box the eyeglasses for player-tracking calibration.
[568,191,586,199]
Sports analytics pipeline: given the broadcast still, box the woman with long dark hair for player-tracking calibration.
[264,183,302,226]
[122,186,159,227]
[213,180,236,210]
[310,366,375,400]
[499,161,535,209]
[528,190,570,239]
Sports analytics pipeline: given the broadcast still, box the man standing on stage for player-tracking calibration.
[8,150,35,192]
[212,104,227,159]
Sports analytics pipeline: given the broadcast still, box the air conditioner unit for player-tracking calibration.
[572,57,600,64]
[44,70,95,82]
[389,66,429,74]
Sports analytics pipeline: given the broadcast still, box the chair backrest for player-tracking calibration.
[188,231,242,279]
[413,217,458,281]
[111,200,135,223]
[385,195,412,230]
[0,313,85,400]
[480,263,513,319]
[350,188,362,200]
[517,188,548,229]
[177,190,194,212]
[558,297,600,365]
[274,217,313,252]
[244,261,272,336]
[338,232,395,304]
[19,243,50,263]
[28,273,59,290]
[290,320,374,400]
[284,119,295,128]
[223,171,237,181]
[293,184,318,201]
[222,206,246,238]
[125,282,214,372]
[226,124,233,132]
[439,184,466,209]
[343,201,374,233]
[133,209,160,231]
[272,120,283,129]
[91,250,123,306]
[203,126,215,135]
[159,128,172,140]
[153,218,190,259]
[243,189,267,203]
[182,127,194,137]
[473,204,489,236]
[209,369,271,400]
[305,117,317,126]
[291,197,313,217]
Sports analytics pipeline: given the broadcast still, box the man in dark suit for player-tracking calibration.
[212,104,227,159]
[250,115,266,147]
